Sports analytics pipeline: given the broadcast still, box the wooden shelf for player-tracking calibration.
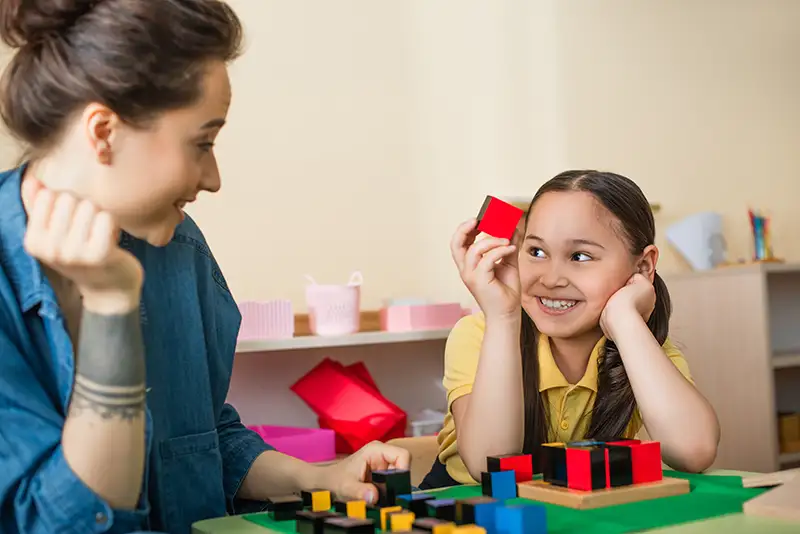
[774,352,800,369]
[780,451,800,466]
[235,329,451,353]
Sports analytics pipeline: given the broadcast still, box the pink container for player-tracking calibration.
[248,425,336,463]
[380,302,467,332]
[238,300,294,341]
[305,272,362,337]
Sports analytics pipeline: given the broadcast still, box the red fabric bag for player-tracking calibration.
[290,359,407,453]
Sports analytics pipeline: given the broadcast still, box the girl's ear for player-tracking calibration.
[637,245,659,282]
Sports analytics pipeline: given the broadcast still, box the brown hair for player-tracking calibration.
[0,0,243,155]
[520,170,672,467]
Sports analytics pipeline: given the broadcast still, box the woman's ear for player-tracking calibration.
[637,245,659,282]
[81,102,120,165]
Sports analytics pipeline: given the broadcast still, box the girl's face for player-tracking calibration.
[519,190,639,340]
[82,61,231,247]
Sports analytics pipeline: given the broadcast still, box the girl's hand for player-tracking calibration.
[318,441,411,504]
[600,273,656,341]
[450,218,520,321]
[21,177,144,314]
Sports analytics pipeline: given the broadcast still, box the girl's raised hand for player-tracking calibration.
[600,273,656,341]
[21,177,144,315]
[450,218,521,320]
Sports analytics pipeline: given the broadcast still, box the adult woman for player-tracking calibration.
[0,2,409,534]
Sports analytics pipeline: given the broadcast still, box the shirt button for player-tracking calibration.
[95,512,107,525]
[560,420,569,430]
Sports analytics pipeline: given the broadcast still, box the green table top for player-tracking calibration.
[192,470,799,534]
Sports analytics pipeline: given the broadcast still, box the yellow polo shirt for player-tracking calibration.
[436,313,693,484]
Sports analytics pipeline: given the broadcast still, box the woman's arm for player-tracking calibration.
[451,315,526,481]
[237,442,411,504]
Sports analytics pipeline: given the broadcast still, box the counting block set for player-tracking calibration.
[521,439,690,509]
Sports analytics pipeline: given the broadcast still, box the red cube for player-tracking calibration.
[565,446,606,491]
[605,440,662,484]
[476,196,524,241]
[486,453,533,482]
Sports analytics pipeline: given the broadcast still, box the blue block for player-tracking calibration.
[481,471,517,501]
[472,500,501,534]
[495,504,547,534]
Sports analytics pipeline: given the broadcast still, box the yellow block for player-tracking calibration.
[389,511,415,532]
[311,490,331,512]
[453,525,486,534]
[345,500,366,519]
[432,522,457,534]
[380,506,403,531]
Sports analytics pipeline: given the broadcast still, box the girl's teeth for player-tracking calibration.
[540,298,577,310]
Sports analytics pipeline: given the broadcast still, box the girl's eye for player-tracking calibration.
[529,247,546,258]
[197,142,215,153]
[572,252,592,262]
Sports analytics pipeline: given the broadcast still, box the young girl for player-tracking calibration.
[421,170,720,488]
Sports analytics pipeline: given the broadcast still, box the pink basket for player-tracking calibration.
[237,300,294,341]
[247,425,336,463]
[380,302,467,332]
[305,272,362,337]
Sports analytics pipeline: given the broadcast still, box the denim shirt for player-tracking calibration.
[0,166,273,534]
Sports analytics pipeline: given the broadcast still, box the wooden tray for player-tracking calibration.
[517,477,690,509]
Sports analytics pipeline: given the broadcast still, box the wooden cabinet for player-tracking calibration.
[664,263,800,473]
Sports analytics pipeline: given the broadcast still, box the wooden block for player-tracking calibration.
[297,511,339,534]
[413,518,456,534]
[267,495,305,521]
[742,468,800,488]
[371,469,412,506]
[322,517,376,534]
[389,511,416,532]
[516,476,690,510]
[476,195,524,241]
[494,503,546,534]
[486,453,533,483]
[481,471,518,500]
[540,443,567,487]
[566,447,606,491]
[303,490,332,512]
[455,498,499,533]
[427,499,456,522]
[397,493,435,517]
[335,500,367,519]
[606,440,662,484]
[743,475,800,522]
[379,506,403,531]
[452,526,486,534]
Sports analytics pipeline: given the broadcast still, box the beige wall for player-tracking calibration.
[1,1,799,312]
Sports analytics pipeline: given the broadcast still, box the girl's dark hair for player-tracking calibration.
[520,170,672,467]
[0,0,243,154]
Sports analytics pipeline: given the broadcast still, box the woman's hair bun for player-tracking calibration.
[0,0,102,48]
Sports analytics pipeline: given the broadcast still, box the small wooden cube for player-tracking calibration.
[541,443,567,487]
[389,511,416,532]
[297,510,339,534]
[480,471,517,500]
[268,495,304,521]
[378,505,403,531]
[335,499,367,519]
[455,497,498,527]
[566,446,606,491]
[413,518,456,534]
[486,453,533,483]
[397,493,435,517]
[495,503,546,534]
[322,517,375,534]
[426,499,456,522]
[371,469,412,506]
[303,489,333,512]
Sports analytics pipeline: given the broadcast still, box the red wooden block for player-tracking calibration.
[486,453,533,482]
[606,440,662,484]
[565,447,606,491]
[476,196,524,241]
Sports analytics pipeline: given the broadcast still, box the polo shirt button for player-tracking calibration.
[95,512,107,525]
[560,420,569,430]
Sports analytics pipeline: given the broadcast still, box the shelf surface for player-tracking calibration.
[235,328,451,353]
[773,352,800,369]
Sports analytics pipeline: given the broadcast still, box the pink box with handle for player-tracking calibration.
[379,302,467,332]
[247,425,336,463]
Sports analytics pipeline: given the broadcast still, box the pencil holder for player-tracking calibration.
[305,271,362,336]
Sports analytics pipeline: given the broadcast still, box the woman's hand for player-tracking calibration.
[600,273,656,341]
[21,177,144,314]
[317,441,411,504]
[450,218,520,321]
